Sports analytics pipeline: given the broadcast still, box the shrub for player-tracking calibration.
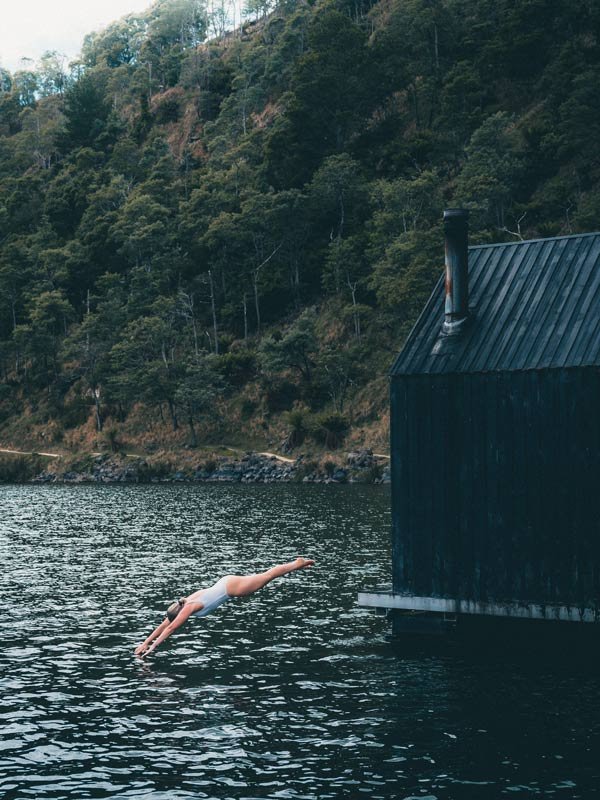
[264,378,299,412]
[240,398,258,418]
[152,89,182,123]
[284,408,309,449]
[310,412,349,449]
[137,460,172,482]
[200,458,217,474]
[216,350,257,388]
[0,455,44,483]
[61,397,90,429]
[323,459,336,477]
[104,427,123,453]
[293,459,319,482]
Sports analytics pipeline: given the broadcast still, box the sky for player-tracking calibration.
[0,0,156,72]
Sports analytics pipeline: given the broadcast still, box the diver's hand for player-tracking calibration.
[294,557,315,570]
[135,643,148,656]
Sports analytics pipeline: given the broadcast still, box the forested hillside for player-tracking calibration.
[1,0,599,456]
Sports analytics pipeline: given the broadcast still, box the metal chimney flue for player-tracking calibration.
[443,208,469,335]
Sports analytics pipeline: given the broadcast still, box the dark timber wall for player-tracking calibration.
[391,368,600,610]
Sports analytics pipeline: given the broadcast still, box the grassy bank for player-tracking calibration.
[0,453,47,483]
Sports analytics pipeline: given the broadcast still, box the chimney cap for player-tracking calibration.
[444,208,469,220]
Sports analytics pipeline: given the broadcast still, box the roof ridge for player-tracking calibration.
[470,231,600,251]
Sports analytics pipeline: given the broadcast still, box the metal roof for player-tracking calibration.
[391,232,600,375]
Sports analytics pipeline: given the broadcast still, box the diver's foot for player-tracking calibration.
[295,557,315,570]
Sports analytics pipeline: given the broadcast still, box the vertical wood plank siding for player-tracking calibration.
[391,368,600,609]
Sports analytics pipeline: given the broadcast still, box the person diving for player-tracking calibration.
[134,557,315,656]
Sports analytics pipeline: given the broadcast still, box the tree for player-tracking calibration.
[315,341,363,413]
[15,98,63,170]
[109,193,172,267]
[455,112,524,231]
[17,290,73,385]
[57,73,110,151]
[62,289,126,431]
[265,9,373,186]
[309,154,368,294]
[11,70,39,107]
[174,353,223,445]
[259,308,319,385]
[243,0,273,23]
[37,51,69,96]
[149,0,208,49]
[109,307,181,430]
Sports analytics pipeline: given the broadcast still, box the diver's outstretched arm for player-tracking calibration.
[141,602,200,656]
[135,618,170,656]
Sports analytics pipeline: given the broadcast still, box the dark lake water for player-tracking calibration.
[1,484,599,800]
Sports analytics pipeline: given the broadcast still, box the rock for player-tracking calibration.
[211,466,242,481]
[332,468,348,482]
[32,471,54,483]
[347,449,374,469]
[62,471,80,482]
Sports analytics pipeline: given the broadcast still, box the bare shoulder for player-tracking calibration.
[184,599,204,614]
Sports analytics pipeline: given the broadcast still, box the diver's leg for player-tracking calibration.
[226,557,314,597]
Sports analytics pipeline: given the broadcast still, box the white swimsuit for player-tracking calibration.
[192,577,231,618]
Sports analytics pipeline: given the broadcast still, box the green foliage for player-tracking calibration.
[0,0,599,446]
[322,459,336,477]
[137,459,173,481]
[104,426,124,453]
[174,353,223,445]
[310,411,349,450]
[264,376,299,412]
[57,73,111,152]
[284,407,310,448]
[0,454,44,483]
[259,309,318,383]
[216,349,257,388]
[455,112,525,230]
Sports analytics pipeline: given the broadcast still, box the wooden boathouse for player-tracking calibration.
[359,209,600,630]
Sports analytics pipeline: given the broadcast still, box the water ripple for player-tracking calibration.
[1,484,599,799]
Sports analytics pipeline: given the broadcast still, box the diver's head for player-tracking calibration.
[166,598,185,622]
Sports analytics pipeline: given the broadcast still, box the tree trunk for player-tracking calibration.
[347,275,361,341]
[292,259,300,308]
[253,270,261,333]
[94,388,103,432]
[188,411,198,447]
[167,398,178,431]
[208,269,219,354]
[411,84,420,128]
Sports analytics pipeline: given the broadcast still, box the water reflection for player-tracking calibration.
[1,484,599,799]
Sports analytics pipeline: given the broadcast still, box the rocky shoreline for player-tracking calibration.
[31,449,390,485]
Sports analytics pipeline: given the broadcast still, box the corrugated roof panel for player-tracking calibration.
[517,237,584,369]
[490,238,559,371]
[462,239,531,373]
[555,239,600,366]
[581,306,600,366]
[486,240,550,371]
[540,236,599,367]
[391,232,600,375]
